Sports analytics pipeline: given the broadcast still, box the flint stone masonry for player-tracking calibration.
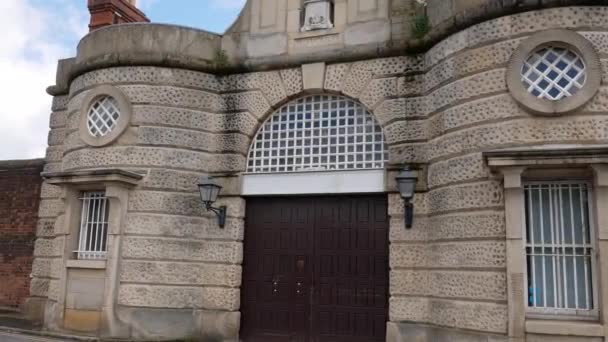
[121,237,242,264]
[118,284,240,311]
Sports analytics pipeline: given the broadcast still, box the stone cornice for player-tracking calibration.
[42,169,143,187]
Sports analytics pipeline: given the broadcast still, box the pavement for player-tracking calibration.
[0,331,64,342]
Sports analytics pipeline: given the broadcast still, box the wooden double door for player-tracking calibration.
[241,195,389,342]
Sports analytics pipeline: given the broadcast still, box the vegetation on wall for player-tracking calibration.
[411,0,430,39]
[213,48,230,68]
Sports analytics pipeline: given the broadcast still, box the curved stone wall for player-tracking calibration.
[30,5,608,341]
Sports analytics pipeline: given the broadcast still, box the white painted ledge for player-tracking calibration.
[66,259,107,269]
[242,170,386,195]
[525,319,603,336]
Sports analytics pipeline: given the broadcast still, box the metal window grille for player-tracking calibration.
[76,191,109,260]
[521,46,586,101]
[87,96,121,137]
[524,182,596,316]
[247,95,388,173]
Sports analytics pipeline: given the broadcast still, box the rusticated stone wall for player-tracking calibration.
[29,5,608,341]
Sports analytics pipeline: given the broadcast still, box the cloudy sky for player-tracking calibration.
[0,0,245,160]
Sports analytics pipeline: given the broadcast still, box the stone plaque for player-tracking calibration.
[301,0,334,32]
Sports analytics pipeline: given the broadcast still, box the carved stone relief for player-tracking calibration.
[301,0,334,31]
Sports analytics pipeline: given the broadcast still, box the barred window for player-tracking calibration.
[246,95,388,173]
[525,182,596,316]
[76,192,109,260]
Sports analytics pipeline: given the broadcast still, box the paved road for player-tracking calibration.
[0,332,63,342]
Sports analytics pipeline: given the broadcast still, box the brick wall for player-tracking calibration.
[0,159,44,308]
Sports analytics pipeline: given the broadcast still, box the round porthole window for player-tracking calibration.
[507,29,600,115]
[79,85,132,147]
[87,96,121,137]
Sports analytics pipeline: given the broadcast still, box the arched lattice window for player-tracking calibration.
[247,95,388,173]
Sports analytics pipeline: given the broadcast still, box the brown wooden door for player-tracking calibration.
[241,196,388,342]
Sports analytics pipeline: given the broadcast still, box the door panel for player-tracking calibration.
[241,196,388,342]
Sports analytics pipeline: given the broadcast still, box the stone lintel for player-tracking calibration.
[484,145,608,169]
[43,169,143,187]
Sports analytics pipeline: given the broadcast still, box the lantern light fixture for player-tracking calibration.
[395,166,419,229]
[198,176,227,228]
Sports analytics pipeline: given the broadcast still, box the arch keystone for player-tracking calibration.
[302,62,326,91]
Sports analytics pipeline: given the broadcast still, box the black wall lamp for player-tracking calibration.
[198,176,227,228]
[395,166,418,229]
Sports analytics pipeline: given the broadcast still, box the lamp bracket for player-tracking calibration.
[206,205,227,228]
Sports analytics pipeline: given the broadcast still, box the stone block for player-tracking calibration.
[128,190,245,218]
[132,106,259,137]
[383,120,427,144]
[118,284,240,311]
[374,97,427,126]
[125,213,244,241]
[63,309,100,332]
[49,111,67,129]
[222,71,287,106]
[66,292,104,311]
[359,77,398,110]
[122,236,242,264]
[51,95,69,112]
[196,310,241,341]
[280,68,303,96]
[390,240,506,268]
[137,126,250,156]
[344,20,391,46]
[427,181,503,213]
[30,258,51,278]
[120,261,241,287]
[118,85,223,113]
[324,63,350,92]
[245,33,288,58]
[29,278,50,297]
[115,307,194,340]
[69,67,221,95]
[33,238,58,257]
[223,91,272,119]
[427,153,490,188]
[62,147,246,173]
[390,296,507,333]
[302,62,326,91]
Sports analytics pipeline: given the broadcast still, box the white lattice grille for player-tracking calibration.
[525,182,596,315]
[76,192,109,260]
[87,96,121,137]
[521,46,586,100]
[247,95,388,173]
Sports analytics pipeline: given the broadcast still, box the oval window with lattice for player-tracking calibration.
[247,95,388,173]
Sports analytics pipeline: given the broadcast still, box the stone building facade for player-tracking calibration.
[25,0,608,341]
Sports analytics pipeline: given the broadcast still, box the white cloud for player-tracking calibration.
[0,0,87,160]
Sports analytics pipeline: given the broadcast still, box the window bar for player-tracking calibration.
[102,192,108,256]
[527,186,537,307]
[558,185,567,309]
[549,184,558,308]
[538,186,547,307]
[568,185,579,309]
[78,194,89,259]
[580,185,591,310]
[91,194,99,259]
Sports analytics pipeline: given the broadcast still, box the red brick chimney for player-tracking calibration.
[87,0,150,32]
